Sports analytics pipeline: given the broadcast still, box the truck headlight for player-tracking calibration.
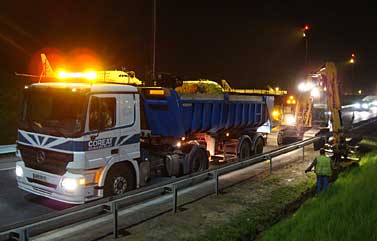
[354,103,361,109]
[61,178,78,191]
[362,103,369,109]
[15,165,23,177]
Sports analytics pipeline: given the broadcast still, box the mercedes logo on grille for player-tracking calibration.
[36,151,46,164]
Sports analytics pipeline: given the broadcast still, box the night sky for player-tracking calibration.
[0,1,376,93]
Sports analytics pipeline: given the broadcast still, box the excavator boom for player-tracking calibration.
[320,62,342,144]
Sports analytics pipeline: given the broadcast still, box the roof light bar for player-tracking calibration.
[57,71,97,80]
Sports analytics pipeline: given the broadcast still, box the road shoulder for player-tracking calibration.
[100,149,317,241]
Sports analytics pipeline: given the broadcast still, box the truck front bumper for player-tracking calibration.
[16,162,102,204]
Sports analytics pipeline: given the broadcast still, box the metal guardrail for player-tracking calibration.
[0,144,16,155]
[0,136,322,241]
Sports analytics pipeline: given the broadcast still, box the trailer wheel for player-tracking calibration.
[277,131,284,146]
[239,140,252,160]
[254,137,264,155]
[104,163,136,197]
[188,146,209,173]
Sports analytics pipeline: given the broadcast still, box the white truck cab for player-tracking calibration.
[16,82,141,204]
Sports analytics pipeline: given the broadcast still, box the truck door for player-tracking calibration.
[118,93,140,161]
[85,94,121,168]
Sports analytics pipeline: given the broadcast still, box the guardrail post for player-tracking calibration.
[112,202,118,239]
[172,184,178,213]
[214,171,219,196]
[14,228,29,241]
[302,145,305,161]
[208,172,220,196]
[269,156,272,175]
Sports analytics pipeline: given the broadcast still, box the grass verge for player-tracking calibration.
[262,151,377,241]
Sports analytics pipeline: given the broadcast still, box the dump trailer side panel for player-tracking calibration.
[140,88,269,137]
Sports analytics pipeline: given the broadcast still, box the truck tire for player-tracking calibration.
[188,145,209,173]
[164,154,181,177]
[239,140,252,160]
[254,137,264,155]
[277,131,284,146]
[104,163,136,197]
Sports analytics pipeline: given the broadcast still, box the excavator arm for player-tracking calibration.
[318,62,360,163]
[320,62,343,144]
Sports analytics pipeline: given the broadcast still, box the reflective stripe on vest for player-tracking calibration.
[315,155,332,176]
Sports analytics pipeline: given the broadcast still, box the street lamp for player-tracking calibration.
[349,53,356,93]
[349,53,356,64]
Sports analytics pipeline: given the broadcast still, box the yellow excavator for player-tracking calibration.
[319,63,359,163]
[278,62,359,162]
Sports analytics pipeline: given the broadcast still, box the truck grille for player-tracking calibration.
[18,144,73,175]
[27,178,57,189]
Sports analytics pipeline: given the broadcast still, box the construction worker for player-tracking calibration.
[305,148,332,194]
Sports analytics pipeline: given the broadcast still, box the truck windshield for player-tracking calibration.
[19,88,88,138]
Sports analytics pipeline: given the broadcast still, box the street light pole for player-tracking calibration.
[303,25,310,65]
[349,53,356,94]
[152,0,156,84]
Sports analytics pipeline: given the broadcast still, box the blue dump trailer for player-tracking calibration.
[139,87,272,178]
[140,88,269,137]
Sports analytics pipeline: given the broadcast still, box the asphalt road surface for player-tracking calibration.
[0,108,375,230]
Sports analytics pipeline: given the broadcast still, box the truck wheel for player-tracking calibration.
[254,137,264,155]
[277,131,284,146]
[239,140,252,160]
[104,163,136,197]
[188,146,209,173]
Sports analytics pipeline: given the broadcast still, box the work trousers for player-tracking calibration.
[316,175,329,194]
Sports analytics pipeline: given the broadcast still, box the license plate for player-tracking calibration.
[33,173,47,182]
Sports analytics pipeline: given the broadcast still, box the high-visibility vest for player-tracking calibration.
[315,155,332,176]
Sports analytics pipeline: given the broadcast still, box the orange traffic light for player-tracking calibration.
[286,95,296,105]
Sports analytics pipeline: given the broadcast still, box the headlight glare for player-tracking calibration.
[285,114,296,125]
[362,103,369,109]
[61,178,78,191]
[15,166,23,177]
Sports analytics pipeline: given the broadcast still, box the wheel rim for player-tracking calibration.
[113,176,127,195]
